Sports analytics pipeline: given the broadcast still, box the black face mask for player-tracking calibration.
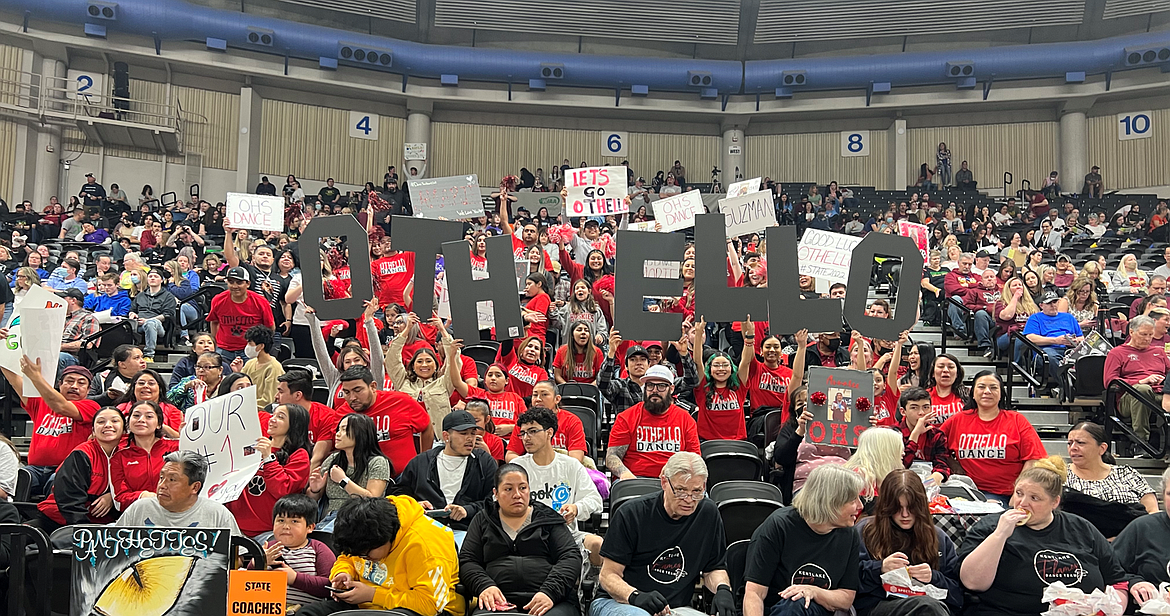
[825,338,841,351]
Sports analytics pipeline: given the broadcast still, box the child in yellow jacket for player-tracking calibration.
[298,495,466,616]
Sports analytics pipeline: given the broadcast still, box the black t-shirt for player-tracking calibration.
[744,507,860,609]
[239,262,281,323]
[79,183,107,207]
[319,186,341,205]
[598,493,727,607]
[255,182,277,196]
[1113,509,1170,585]
[958,511,1132,616]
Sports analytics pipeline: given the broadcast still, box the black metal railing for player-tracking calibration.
[1103,379,1170,459]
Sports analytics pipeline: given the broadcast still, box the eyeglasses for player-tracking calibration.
[668,482,705,502]
[194,364,221,371]
[644,382,671,392]
[519,428,548,439]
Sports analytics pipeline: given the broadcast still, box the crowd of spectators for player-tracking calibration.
[0,155,1168,616]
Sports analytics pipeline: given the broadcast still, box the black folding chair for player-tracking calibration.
[0,523,50,616]
[608,477,661,517]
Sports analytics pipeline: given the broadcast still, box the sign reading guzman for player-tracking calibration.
[718,190,775,238]
[565,166,628,216]
[409,174,483,220]
[226,193,284,233]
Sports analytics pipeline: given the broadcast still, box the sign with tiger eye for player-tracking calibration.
[71,526,231,616]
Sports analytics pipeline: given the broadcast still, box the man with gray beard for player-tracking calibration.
[605,365,700,479]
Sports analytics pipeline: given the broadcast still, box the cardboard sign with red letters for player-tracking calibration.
[805,367,873,447]
[565,166,628,216]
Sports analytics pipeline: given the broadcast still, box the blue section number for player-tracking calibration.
[1120,114,1151,136]
[606,133,622,153]
[356,115,372,135]
[847,133,864,152]
[76,75,93,93]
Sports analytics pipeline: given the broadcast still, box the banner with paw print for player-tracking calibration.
[180,385,262,504]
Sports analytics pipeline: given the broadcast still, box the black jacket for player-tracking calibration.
[459,500,582,606]
[396,448,497,530]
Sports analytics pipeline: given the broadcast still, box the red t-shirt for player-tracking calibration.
[308,401,340,444]
[553,346,604,384]
[483,431,505,462]
[372,252,415,307]
[512,235,554,271]
[227,448,311,536]
[694,379,748,441]
[497,346,548,400]
[929,388,965,424]
[608,403,700,478]
[334,266,353,296]
[336,390,430,477]
[747,359,793,419]
[507,409,587,456]
[524,293,552,341]
[207,290,276,351]
[1103,343,1170,391]
[26,397,100,468]
[449,355,480,405]
[940,408,1046,495]
[465,386,527,426]
[871,382,900,427]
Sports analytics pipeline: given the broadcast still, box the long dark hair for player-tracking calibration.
[926,353,968,402]
[273,403,312,465]
[900,342,935,389]
[582,249,613,286]
[217,372,252,397]
[862,469,940,568]
[330,412,391,479]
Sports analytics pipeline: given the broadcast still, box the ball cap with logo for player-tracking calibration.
[226,266,251,282]
[1039,290,1061,304]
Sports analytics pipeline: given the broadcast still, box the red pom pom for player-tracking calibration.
[856,397,871,412]
[367,191,391,212]
[810,391,827,406]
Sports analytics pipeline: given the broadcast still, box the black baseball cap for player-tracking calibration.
[1040,290,1060,304]
[442,410,478,432]
[61,288,85,301]
[226,266,250,282]
[625,345,650,362]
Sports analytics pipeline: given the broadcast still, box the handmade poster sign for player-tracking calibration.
[228,570,287,616]
[71,525,230,616]
[652,190,705,232]
[16,284,67,397]
[226,193,284,233]
[798,228,863,285]
[898,221,930,260]
[409,174,484,220]
[717,190,775,238]
[628,221,657,232]
[726,177,761,198]
[805,367,873,447]
[644,260,680,279]
[564,166,628,216]
[180,385,262,504]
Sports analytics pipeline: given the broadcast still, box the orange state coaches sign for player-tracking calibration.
[228,570,286,615]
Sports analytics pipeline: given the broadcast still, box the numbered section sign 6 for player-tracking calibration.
[602,131,628,157]
[841,131,869,157]
[348,110,379,141]
[1118,111,1153,141]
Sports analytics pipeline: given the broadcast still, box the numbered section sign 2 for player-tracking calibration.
[1118,111,1153,141]
[841,131,869,157]
[602,131,628,157]
[66,69,103,103]
[349,111,379,140]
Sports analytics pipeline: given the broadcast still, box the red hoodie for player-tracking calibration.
[227,448,311,536]
[110,438,179,511]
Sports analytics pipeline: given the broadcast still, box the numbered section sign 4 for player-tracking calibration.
[841,131,869,157]
[602,131,628,157]
[349,110,379,140]
[1118,111,1153,141]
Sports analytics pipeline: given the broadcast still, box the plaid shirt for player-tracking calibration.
[63,309,100,344]
[900,422,953,480]
[598,353,699,413]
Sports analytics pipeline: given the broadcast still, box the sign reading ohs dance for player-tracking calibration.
[298,213,924,342]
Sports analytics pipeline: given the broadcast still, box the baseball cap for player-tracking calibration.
[61,365,94,383]
[642,365,675,384]
[61,287,85,301]
[625,345,650,362]
[226,266,250,282]
[1040,290,1060,304]
[442,410,478,432]
[1092,165,1100,170]
[84,173,94,178]
[1056,254,1071,263]
[975,250,990,259]
[643,340,664,349]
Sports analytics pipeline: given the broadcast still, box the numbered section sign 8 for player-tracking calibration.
[1118,111,1153,141]
[841,131,869,157]
[348,110,379,140]
[602,131,628,157]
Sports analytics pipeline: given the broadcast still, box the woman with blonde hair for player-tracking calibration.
[1113,253,1148,293]
[1079,260,1111,298]
[11,266,40,306]
[844,427,905,506]
[993,276,1038,355]
[958,455,1149,616]
[231,229,252,263]
[1059,276,1100,330]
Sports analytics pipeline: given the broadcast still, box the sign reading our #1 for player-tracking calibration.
[565,166,628,216]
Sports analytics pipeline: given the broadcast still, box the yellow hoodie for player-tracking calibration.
[331,495,466,616]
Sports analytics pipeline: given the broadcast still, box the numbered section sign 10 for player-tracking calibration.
[602,131,628,157]
[841,131,869,157]
[1118,111,1153,141]
[348,110,379,140]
